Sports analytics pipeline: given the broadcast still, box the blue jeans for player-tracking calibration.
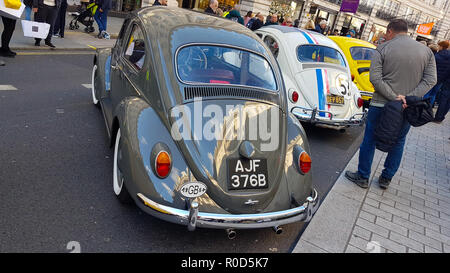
[435,86,450,121]
[94,9,109,32]
[25,6,32,20]
[424,83,443,106]
[358,106,411,180]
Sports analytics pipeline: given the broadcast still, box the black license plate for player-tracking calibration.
[327,95,344,105]
[227,158,268,190]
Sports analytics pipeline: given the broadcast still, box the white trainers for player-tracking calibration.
[103,31,110,40]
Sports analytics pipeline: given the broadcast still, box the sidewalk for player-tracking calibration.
[293,118,450,253]
[1,12,124,51]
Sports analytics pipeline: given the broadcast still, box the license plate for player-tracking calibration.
[327,95,344,105]
[227,158,268,190]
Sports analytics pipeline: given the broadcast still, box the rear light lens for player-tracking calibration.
[292,91,299,103]
[351,74,355,81]
[299,151,312,174]
[155,151,171,178]
[357,97,364,108]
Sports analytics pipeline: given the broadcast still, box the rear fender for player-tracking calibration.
[94,48,112,101]
[113,97,224,213]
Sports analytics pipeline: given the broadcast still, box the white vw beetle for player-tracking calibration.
[255,26,365,130]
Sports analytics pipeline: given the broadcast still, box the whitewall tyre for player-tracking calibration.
[113,129,133,204]
[91,64,99,106]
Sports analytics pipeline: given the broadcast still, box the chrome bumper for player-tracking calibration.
[136,189,319,230]
[291,106,366,127]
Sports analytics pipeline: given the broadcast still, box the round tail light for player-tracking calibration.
[357,97,364,108]
[299,151,312,174]
[291,91,299,103]
[155,151,171,178]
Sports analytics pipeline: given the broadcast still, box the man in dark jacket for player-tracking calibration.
[264,14,278,26]
[33,0,62,48]
[424,40,450,105]
[94,0,112,39]
[345,19,437,189]
[204,0,218,14]
[249,13,264,31]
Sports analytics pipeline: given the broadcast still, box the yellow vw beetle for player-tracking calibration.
[329,36,376,107]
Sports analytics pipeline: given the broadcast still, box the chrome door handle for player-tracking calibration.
[111,64,119,70]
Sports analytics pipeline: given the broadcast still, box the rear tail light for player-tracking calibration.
[351,74,355,81]
[299,151,312,174]
[289,89,299,103]
[155,151,171,178]
[357,97,364,108]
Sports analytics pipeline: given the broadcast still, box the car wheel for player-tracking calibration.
[113,129,133,204]
[91,64,99,106]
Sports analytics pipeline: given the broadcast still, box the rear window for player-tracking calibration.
[350,47,375,61]
[176,45,277,91]
[297,45,346,67]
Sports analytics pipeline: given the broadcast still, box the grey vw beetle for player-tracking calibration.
[91,7,319,238]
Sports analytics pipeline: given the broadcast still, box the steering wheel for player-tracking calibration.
[178,46,208,79]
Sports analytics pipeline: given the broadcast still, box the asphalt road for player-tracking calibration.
[0,53,364,253]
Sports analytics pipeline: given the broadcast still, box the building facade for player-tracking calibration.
[116,0,450,43]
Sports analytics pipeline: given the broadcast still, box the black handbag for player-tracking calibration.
[404,96,434,127]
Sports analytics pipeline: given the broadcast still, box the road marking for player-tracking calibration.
[0,85,18,91]
[82,84,92,89]
[17,51,95,56]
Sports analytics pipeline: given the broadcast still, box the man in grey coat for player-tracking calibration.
[345,19,437,189]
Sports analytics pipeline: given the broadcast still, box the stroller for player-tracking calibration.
[69,1,98,33]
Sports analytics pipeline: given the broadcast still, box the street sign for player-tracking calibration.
[417,22,435,35]
[340,0,360,14]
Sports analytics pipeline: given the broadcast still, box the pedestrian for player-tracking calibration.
[282,17,293,27]
[32,0,61,48]
[94,0,112,39]
[345,19,437,189]
[222,6,231,17]
[433,41,450,123]
[204,0,218,15]
[24,0,34,20]
[304,19,315,31]
[346,29,356,38]
[333,29,339,36]
[225,5,244,25]
[152,0,167,5]
[0,15,17,58]
[424,41,449,106]
[315,20,327,34]
[293,19,299,28]
[243,11,252,26]
[53,0,67,38]
[249,13,264,31]
[264,14,278,26]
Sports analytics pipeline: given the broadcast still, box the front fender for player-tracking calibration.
[94,48,112,101]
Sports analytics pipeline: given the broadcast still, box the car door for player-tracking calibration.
[102,18,131,131]
[111,22,148,110]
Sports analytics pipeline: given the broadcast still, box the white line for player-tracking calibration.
[82,84,92,89]
[0,85,18,91]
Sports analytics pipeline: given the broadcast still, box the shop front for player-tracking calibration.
[341,15,366,38]
[181,0,239,11]
[113,0,142,11]
[308,4,338,32]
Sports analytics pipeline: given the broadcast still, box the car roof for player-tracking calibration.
[257,25,340,50]
[328,36,376,49]
[136,7,269,57]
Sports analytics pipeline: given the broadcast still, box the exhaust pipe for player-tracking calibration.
[273,226,283,235]
[226,229,236,240]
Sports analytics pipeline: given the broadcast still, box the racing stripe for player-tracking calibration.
[316,69,325,117]
[323,69,331,118]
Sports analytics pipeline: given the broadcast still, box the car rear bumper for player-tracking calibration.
[359,91,373,101]
[291,106,366,127]
[136,189,319,230]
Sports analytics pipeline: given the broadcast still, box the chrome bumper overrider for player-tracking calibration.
[291,106,366,127]
[136,189,319,230]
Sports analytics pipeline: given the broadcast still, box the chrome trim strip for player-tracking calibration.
[136,189,319,227]
[291,106,366,126]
